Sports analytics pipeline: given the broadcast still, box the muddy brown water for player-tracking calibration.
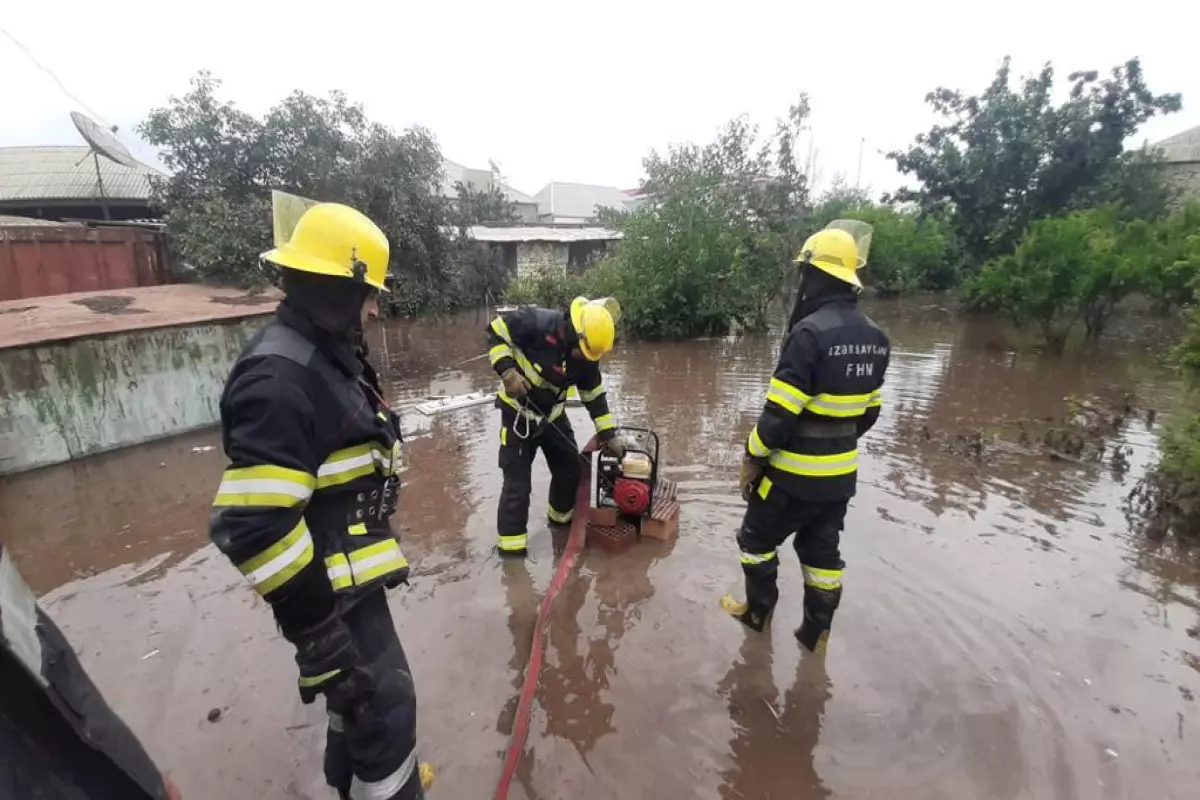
[3,298,1199,799]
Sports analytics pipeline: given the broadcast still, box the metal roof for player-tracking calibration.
[0,146,163,203]
[1153,125,1200,164]
[0,215,77,227]
[469,225,622,243]
[501,183,538,205]
[533,182,634,219]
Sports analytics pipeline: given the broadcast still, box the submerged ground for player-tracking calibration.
[2,298,1198,799]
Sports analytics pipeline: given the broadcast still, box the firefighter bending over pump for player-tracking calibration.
[209,202,432,799]
[487,296,625,557]
[722,221,891,654]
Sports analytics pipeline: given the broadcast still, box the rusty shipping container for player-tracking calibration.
[0,225,171,302]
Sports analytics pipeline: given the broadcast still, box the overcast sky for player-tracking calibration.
[2,1,1196,200]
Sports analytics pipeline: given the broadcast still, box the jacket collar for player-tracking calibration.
[276,301,363,378]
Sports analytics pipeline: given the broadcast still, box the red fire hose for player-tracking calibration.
[493,457,592,800]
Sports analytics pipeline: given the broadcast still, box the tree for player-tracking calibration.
[589,98,815,337]
[139,72,454,314]
[888,57,1181,265]
[447,179,520,308]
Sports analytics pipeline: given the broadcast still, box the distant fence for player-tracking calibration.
[0,225,171,302]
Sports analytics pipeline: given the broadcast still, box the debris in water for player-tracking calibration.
[141,649,160,660]
[1181,686,1195,702]
[207,707,222,723]
[192,446,216,454]
[1179,712,1185,740]
[1104,747,1119,760]
[1186,625,1199,641]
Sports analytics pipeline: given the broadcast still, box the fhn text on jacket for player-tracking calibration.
[723,220,891,655]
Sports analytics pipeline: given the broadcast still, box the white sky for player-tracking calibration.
[2,1,1196,200]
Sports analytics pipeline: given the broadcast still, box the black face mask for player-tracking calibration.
[785,263,856,334]
[281,270,373,342]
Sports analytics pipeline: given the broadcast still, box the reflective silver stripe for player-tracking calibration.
[768,449,858,476]
[0,547,46,686]
[217,478,313,500]
[245,525,315,590]
[740,550,777,565]
[350,749,418,800]
[578,381,605,402]
[803,565,843,590]
[320,451,375,478]
[328,710,345,733]
[807,394,871,416]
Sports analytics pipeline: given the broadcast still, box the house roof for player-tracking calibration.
[533,182,633,219]
[501,183,537,205]
[469,225,621,243]
[1153,125,1200,164]
[0,146,162,203]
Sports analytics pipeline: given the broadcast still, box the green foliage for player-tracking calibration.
[966,203,1200,351]
[446,181,519,311]
[888,57,1181,265]
[504,270,588,310]
[810,194,961,295]
[139,72,456,314]
[583,100,814,338]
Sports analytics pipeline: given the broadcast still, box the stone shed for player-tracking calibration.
[468,225,622,281]
[1153,125,1200,202]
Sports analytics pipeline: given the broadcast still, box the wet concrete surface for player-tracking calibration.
[2,299,1199,799]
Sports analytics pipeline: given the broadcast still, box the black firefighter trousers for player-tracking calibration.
[736,485,849,647]
[497,408,581,555]
[324,590,423,800]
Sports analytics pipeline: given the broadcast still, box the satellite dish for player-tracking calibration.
[70,111,138,168]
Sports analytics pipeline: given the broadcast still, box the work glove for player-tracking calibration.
[501,368,531,399]
[740,455,765,503]
[602,435,626,458]
[291,612,373,706]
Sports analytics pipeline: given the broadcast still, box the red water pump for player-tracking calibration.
[612,477,652,515]
[594,427,660,519]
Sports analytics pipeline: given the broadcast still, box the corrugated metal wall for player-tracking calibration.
[0,226,170,301]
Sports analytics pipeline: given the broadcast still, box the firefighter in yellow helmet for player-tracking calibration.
[486,296,624,556]
[209,202,433,799]
[721,221,891,654]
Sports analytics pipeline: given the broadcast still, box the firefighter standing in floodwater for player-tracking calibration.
[209,203,431,799]
[722,223,890,654]
[486,297,624,556]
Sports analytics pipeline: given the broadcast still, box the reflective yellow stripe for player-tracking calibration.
[213,465,315,508]
[490,317,513,343]
[756,475,773,500]
[515,351,551,388]
[391,441,403,475]
[747,425,770,457]
[376,410,388,422]
[348,522,368,535]
[317,444,389,488]
[325,553,353,590]
[768,448,858,477]
[498,389,565,423]
[766,377,811,415]
[498,533,528,551]
[803,564,843,590]
[547,505,574,524]
[237,519,314,596]
[578,381,605,402]
[867,389,882,408]
[489,343,513,365]
[348,539,408,585]
[806,392,873,418]
[593,413,615,432]
[740,550,777,566]
[500,426,508,445]
[298,668,341,688]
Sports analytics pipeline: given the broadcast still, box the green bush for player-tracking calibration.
[503,270,588,310]
[963,206,1200,350]
[811,199,961,294]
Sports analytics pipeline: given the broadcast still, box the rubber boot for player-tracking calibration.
[720,594,773,633]
[795,585,841,654]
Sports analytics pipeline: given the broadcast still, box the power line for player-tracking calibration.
[0,27,111,127]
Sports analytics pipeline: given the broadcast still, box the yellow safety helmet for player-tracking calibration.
[795,228,862,290]
[569,296,620,361]
[261,202,390,292]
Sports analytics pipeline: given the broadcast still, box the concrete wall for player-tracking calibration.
[1164,162,1200,203]
[0,317,266,475]
[515,241,569,280]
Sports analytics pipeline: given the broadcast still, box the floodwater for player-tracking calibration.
[3,298,1199,800]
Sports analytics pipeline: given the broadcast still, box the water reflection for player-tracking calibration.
[718,645,831,800]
